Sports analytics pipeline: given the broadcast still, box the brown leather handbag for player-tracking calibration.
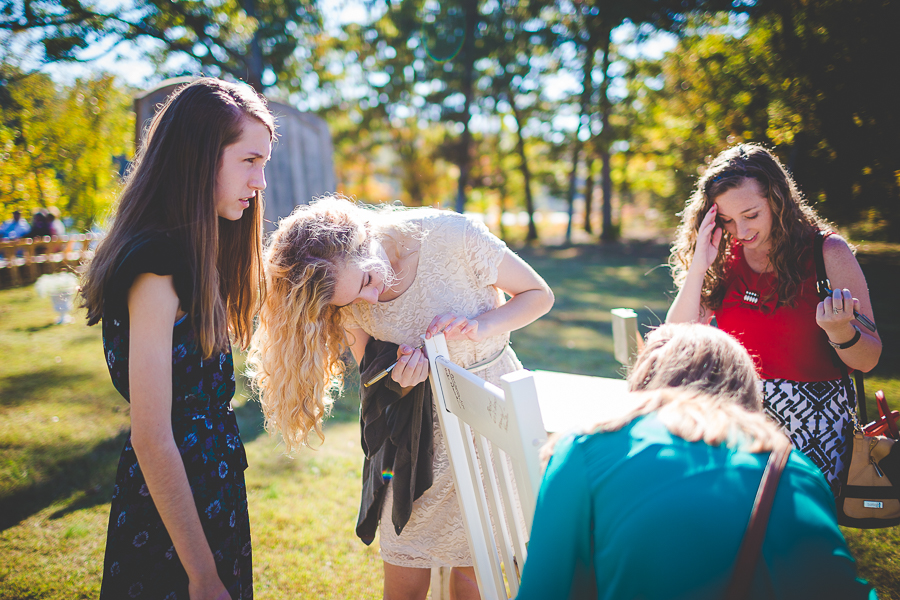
[837,391,900,528]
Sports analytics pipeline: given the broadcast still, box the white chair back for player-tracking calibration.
[424,334,547,600]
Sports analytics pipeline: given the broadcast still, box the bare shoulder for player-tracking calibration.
[822,232,855,258]
[821,232,869,293]
[822,233,860,271]
[128,273,180,325]
[129,272,179,304]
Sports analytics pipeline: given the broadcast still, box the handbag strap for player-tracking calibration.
[724,441,792,600]
[813,230,831,299]
[814,230,868,425]
[877,391,900,440]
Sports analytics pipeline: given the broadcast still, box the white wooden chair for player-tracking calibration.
[424,333,547,600]
[425,308,639,598]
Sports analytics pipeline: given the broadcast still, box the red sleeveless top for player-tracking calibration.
[714,243,843,382]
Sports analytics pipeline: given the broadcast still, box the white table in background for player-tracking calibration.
[531,370,629,434]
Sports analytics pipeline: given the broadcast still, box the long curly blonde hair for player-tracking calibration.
[669,143,834,310]
[247,195,407,451]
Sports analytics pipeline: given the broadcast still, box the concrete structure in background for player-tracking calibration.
[134,79,336,230]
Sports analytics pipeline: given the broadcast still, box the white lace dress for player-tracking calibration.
[346,209,523,568]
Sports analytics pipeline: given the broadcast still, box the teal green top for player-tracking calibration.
[516,414,876,600]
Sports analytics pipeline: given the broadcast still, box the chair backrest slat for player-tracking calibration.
[425,334,547,599]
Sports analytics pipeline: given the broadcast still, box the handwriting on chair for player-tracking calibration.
[486,397,509,431]
[445,368,464,411]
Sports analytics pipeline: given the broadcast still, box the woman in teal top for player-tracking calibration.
[516,324,875,600]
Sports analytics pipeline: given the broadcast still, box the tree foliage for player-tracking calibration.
[641,2,900,239]
[0,67,133,230]
[3,0,897,239]
[1,0,324,92]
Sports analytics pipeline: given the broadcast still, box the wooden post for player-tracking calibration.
[611,308,639,367]
[22,239,36,284]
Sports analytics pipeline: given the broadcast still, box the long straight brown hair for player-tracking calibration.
[81,77,275,356]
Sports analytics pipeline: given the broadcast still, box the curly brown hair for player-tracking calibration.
[669,143,836,310]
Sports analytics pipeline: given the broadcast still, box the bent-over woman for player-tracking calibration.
[516,324,876,600]
[248,195,553,600]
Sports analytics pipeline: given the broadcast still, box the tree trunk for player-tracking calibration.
[455,0,478,214]
[511,100,538,242]
[497,175,509,242]
[583,157,595,234]
[598,27,616,242]
[242,0,265,91]
[565,37,596,244]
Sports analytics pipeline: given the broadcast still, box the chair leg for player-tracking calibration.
[430,567,451,600]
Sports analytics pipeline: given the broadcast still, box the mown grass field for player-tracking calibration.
[1,241,898,598]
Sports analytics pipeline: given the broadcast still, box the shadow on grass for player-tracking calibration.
[234,398,267,443]
[0,429,129,531]
[14,322,57,333]
[4,399,330,530]
[0,367,95,407]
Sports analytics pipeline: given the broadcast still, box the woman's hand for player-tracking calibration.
[426,313,481,342]
[666,205,721,324]
[816,287,860,342]
[391,344,429,388]
[188,578,231,600]
[694,204,724,273]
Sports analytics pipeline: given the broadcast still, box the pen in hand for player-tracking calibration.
[364,344,425,387]
[364,361,398,388]
[821,285,877,332]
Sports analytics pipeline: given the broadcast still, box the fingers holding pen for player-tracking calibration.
[817,288,858,332]
[391,344,429,387]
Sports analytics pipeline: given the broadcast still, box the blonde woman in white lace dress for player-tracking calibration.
[249,195,554,600]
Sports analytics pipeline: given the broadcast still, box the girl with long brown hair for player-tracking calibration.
[81,77,274,600]
[667,143,881,492]
[248,195,554,600]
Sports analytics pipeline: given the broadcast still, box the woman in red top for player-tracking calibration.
[667,143,881,492]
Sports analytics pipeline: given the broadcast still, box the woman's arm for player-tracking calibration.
[816,235,882,372]
[426,249,554,342]
[667,205,721,324]
[346,326,371,365]
[516,435,594,599]
[128,274,229,600]
[666,266,715,324]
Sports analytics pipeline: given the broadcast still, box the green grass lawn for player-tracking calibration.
[1,242,898,598]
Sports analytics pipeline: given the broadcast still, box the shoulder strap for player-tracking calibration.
[724,441,792,600]
[813,230,830,301]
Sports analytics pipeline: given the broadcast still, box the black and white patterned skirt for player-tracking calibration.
[762,377,856,493]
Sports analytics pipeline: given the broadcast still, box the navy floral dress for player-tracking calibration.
[98,233,252,599]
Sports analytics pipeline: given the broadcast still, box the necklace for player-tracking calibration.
[737,247,774,310]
